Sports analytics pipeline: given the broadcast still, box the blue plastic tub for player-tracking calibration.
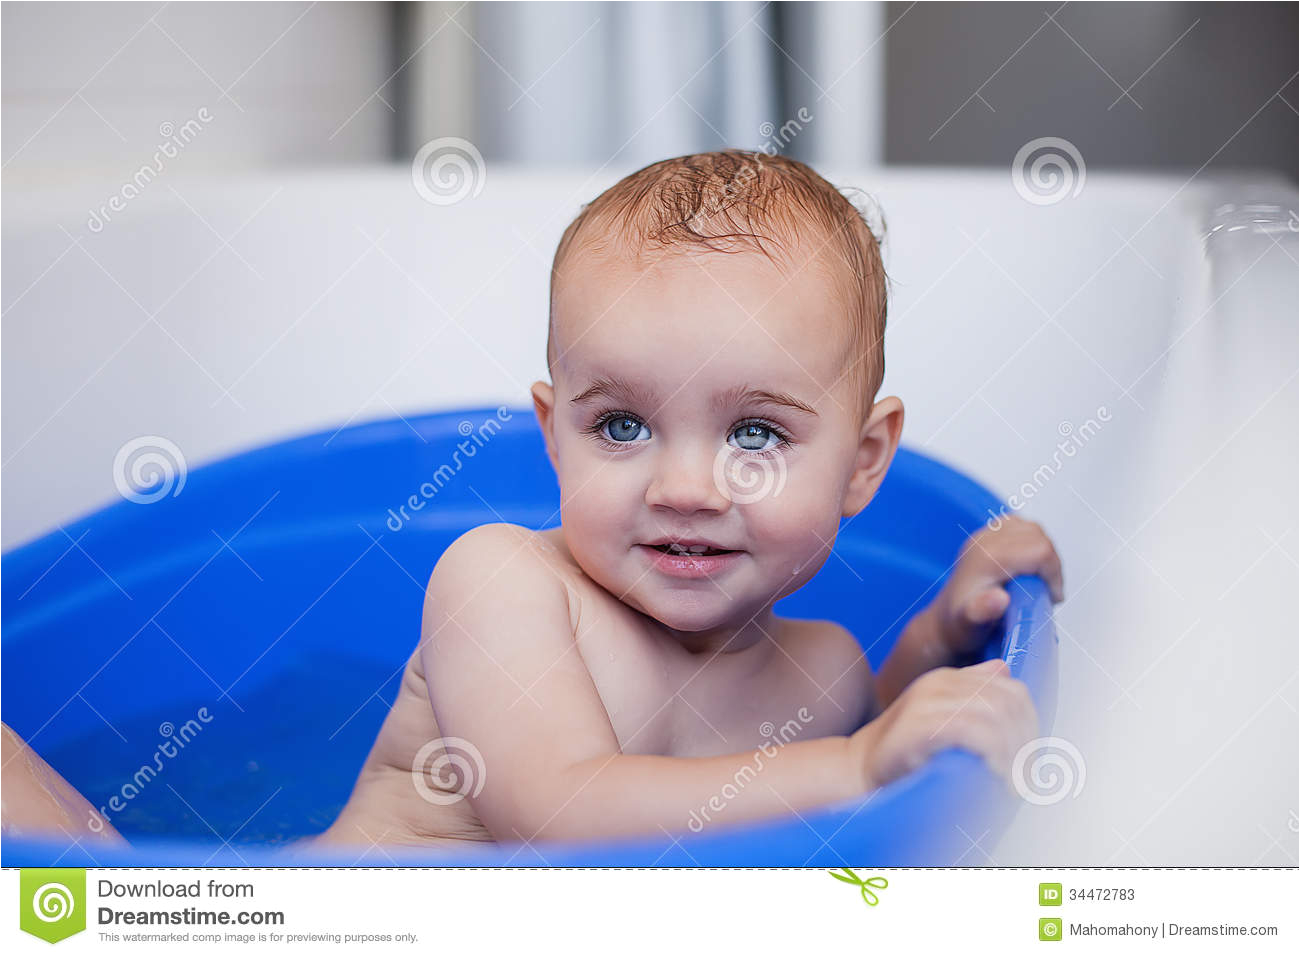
[1,408,1056,866]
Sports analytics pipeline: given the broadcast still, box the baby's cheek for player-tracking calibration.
[558,458,638,554]
[751,491,839,570]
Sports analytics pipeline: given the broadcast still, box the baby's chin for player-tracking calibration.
[624,585,767,635]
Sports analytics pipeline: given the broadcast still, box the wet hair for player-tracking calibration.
[547,149,889,422]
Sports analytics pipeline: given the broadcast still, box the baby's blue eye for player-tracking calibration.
[603,415,651,443]
[730,423,780,452]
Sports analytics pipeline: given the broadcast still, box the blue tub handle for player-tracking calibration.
[994,574,1059,733]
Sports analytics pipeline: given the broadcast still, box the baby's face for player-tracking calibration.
[534,242,899,636]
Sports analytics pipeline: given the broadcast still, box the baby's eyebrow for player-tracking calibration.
[569,377,817,417]
[569,376,657,408]
[713,385,819,417]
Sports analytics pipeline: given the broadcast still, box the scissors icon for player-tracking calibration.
[828,867,888,906]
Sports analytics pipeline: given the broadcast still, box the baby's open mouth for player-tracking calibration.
[645,543,738,557]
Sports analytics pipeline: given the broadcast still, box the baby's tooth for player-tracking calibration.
[663,542,720,555]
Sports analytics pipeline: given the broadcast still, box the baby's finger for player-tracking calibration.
[953,699,1016,781]
[1016,526,1064,603]
[1029,537,1065,603]
[1048,565,1065,604]
[982,526,1065,604]
[960,587,1010,626]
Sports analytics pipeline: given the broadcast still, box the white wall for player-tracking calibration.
[1,1,391,185]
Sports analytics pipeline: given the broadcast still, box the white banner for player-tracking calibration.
[5,868,1297,954]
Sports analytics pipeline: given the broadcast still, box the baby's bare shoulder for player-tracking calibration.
[433,521,557,567]
[431,523,572,591]
[424,522,581,643]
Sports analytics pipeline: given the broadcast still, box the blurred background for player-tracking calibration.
[3,2,1295,179]
[2,2,1297,867]
[4,0,1295,549]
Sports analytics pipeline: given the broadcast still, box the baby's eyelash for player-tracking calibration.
[733,417,792,446]
[583,408,639,438]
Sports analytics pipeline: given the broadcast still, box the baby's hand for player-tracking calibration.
[929,516,1064,656]
[850,659,1037,790]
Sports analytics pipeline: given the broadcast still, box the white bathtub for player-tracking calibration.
[3,164,1296,864]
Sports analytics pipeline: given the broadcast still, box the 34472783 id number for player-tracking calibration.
[1069,888,1136,901]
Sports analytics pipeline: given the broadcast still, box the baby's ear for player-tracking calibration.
[842,396,904,518]
[530,380,560,473]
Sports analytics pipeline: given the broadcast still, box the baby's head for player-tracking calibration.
[532,150,904,637]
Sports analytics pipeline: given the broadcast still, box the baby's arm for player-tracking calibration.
[873,516,1064,713]
[1,723,126,845]
[422,524,872,843]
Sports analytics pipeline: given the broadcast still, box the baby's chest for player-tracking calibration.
[593,666,789,759]
[575,625,832,760]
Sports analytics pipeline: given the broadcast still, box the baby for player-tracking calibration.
[2,150,1063,854]
[314,150,1063,851]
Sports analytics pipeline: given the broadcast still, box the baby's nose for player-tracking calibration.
[644,444,731,515]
